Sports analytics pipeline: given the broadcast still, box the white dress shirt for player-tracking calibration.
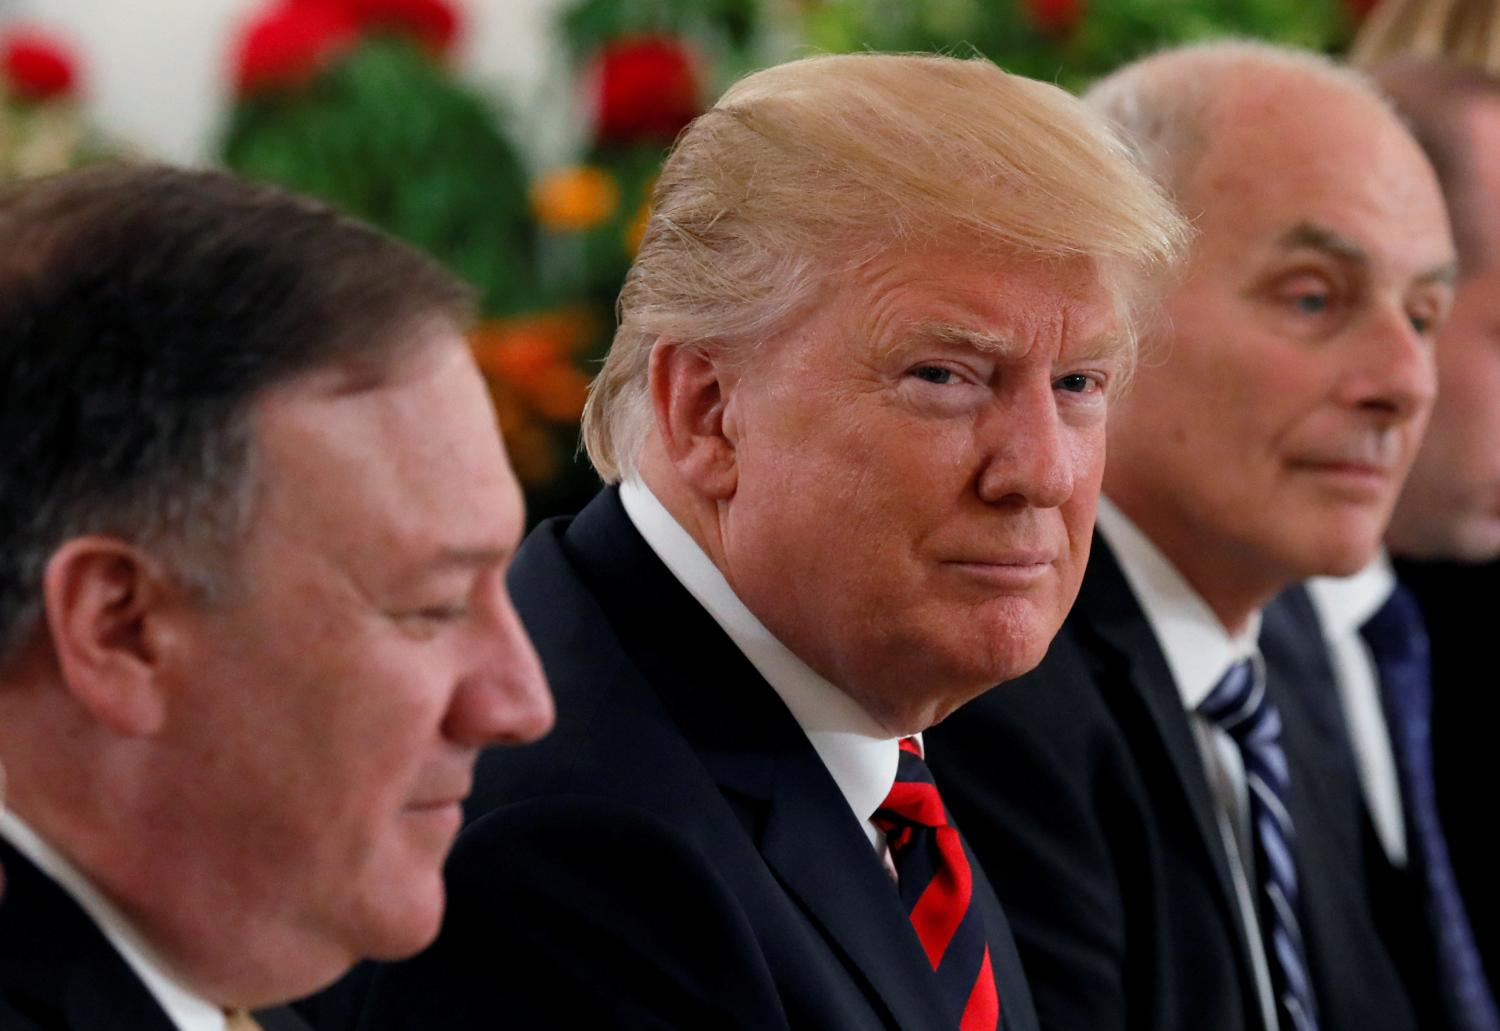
[0,811,226,1031]
[1306,556,1407,867]
[620,479,906,862]
[1095,498,1280,1031]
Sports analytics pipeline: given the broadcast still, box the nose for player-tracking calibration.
[1341,308,1437,424]
[974,381,1075,509]
[442,591,554,748]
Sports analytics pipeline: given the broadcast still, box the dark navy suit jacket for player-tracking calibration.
[0,836,308,1030]
[353,486,1040,1030]
[927,536,1422,1031]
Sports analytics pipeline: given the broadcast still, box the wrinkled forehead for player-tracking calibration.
[1187,93,1453,272]
[822,239,1127,353]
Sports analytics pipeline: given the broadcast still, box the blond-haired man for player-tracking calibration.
[354,52,1183,1030]
[930,41,1456,1031]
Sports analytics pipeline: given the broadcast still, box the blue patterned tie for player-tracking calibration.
[1200,658,1319,1031]
[1362,583,1500,1031]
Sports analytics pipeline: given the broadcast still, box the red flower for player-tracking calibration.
[1026,0,1083,35]
[349,0,461,55]
[234,0,360,96]
[1,29,78,101]
[591,35,702,148]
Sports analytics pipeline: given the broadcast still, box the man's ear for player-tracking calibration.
[649,339,740,499]
[41,537,176,737]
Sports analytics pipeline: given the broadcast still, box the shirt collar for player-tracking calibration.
[1095,497,1263,710]
[619,479,901,828]
[1305,552,1396,635]
[0,811,226,1031]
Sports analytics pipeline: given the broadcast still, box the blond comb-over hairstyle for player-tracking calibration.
[582,52,1189,482]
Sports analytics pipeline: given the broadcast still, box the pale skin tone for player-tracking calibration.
[0,329,553,1007]
[638,241,1123,735]
[1386,98,1500,562]
[1105,69,1457,634]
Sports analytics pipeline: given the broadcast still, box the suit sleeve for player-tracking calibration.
[354,795,790,1030]
[928,655,1170,1031]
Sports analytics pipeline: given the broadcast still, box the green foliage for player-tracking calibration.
[560,0,761,58]
[222,35,538,317]
[800,0,1355,89]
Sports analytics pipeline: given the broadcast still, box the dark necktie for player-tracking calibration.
[1361,583,1500,1031]
[1199,658,1319,1031]
[874,737,1000,1031]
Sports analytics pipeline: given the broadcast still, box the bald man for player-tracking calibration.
[929,42,1454,1031]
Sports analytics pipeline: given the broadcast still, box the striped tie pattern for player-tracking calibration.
[874,737,999,1031]
[1362,585,1500,1031]
[1199,659,1319,1031]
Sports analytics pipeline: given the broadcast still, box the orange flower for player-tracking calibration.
[531,165,620,232]
[528,364,591,423]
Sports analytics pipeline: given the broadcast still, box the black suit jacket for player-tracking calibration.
[0,836,309,1030]
[352,487,1039,1030]
[926,536,1420,1031]
[1392,557,1500,993]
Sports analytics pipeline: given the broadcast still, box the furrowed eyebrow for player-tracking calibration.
[385,546,513,594]
[1276,222,1369,266]
[910,321,1024,358]
[1277,221,1460,288]
[1063,333,1131,366]
[1415,262,1461,287]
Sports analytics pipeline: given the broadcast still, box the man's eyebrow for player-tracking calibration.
[425,546,513,571]
[1276,222,1460,287]
[1415,261,1461,287]
[910,321,1024,358]
[1276,222,1369,265]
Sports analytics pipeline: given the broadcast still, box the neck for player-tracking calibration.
[634,446,730,572]
[1106,497,1278,637]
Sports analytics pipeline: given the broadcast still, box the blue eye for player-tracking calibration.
[1295,294,1328,314]
[1055,374,1094,393]
[911,366,954,385]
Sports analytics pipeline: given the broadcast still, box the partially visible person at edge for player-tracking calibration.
[0,165,555,1031]
[340,51,1185,1031]
[1303,55,1500,1031]
[928,40,1456,1031]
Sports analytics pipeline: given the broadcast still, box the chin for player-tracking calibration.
[1304,537,1379,578]
[351,872,448,962]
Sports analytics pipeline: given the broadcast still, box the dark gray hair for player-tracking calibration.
[0,164,472,663]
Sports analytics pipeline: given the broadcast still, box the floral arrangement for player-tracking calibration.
[217,0,1385,519]
[1,27,95,181]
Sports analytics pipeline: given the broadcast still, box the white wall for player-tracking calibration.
[3,0,573,166]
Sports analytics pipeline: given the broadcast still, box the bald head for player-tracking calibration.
[1087,41,1393,200]
[1088,42,1456,631]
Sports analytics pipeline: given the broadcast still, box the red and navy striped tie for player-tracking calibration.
[874,737,1000,1031]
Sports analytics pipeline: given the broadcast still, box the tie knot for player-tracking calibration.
[874,737,949,832]
[1197,658,1278,745]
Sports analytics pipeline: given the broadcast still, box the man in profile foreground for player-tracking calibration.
[929,41,1456,1031]
[0,165,554,1029]
[354,51,1185,1030]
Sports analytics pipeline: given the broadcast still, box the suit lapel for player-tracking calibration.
[563,488,957,1031]
[1070,537,1262,988]
[0,837,179,1031]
